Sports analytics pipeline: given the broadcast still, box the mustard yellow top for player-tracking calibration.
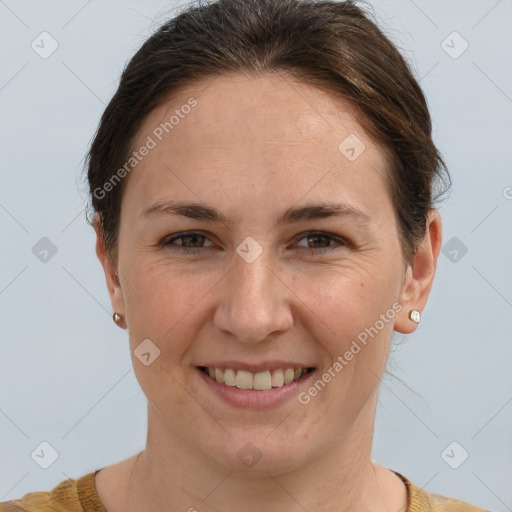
[0,470,490,511]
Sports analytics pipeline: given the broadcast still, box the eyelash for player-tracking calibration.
[161,230,347,254]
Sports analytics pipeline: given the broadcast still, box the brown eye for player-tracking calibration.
[163,231,214,253]
[295,231,346,253]
[306,234,331,248]
[161,230,346,255]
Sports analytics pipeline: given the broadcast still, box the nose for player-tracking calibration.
[213,247,293,344]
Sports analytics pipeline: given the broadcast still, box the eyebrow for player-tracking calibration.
[140,200,372,226]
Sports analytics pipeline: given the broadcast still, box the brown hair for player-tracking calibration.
[86,0,450,265]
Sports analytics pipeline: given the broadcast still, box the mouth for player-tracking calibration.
[197,366,315,391]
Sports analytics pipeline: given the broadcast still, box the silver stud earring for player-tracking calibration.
[409,309,421,324]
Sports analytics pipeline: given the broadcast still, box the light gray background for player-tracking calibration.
[1,0,511,510]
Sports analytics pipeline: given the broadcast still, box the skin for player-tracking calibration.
[94,71,442,512]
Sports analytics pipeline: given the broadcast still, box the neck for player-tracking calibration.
[117,397,405,512]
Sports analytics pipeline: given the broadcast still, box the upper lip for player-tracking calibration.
[196,360,315,373]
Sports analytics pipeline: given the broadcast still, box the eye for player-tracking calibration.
[162,231,214,253]
[162,230,346,255]
[294,231,346,253]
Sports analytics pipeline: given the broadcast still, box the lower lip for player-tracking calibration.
[196,368,315,410]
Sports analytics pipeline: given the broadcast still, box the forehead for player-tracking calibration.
[135,71,384,152]
[126,71,391,219]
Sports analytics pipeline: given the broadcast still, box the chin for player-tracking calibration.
[201,428,314,477]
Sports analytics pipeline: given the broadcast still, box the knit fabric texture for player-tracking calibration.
[0,469,490,511]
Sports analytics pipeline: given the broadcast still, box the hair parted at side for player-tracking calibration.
[85,0,450,265]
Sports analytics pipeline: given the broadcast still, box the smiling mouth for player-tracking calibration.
[198,366,315,391]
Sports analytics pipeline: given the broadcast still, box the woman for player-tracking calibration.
[0,0,491,511]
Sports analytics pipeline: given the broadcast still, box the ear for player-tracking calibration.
[94,214,127,329]
[394,209,442,334]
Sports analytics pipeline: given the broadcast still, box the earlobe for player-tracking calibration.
[93,214,127,326]
[394,209,442,335]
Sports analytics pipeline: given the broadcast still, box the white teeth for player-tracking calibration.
[271,369,284,387]
[202,366,309,390]
[253,370,272,390]
[214,367,224,384]
[284,368,295,384]
[223,368,236,387]
[236,370,253,390]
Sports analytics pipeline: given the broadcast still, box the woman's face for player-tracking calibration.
[97,72,438,473]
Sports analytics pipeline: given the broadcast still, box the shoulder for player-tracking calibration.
[397,472,491,512]
[0,472,103,512]
[426,490,492,512]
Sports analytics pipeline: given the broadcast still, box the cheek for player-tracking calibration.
[291,267,398,418]
[122,245,401,367]
[123,260,212,353]
[123,267,202,403]
[291,261,399,346]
